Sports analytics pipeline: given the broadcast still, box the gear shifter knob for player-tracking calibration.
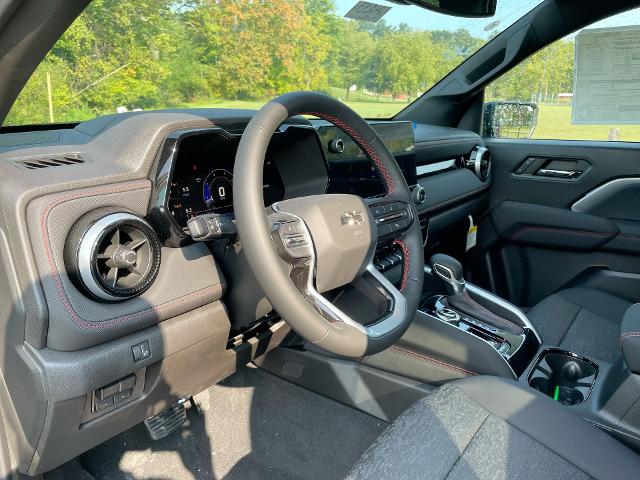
[430,254,466,296]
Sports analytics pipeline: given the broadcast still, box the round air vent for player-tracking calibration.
[466,145,492,181]
[65,210,161,302]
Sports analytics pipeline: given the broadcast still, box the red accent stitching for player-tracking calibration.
[460,291,523,334]
[392,239,410,292]
[39,182,219,330]
[510,226,617,241]
[303,111,394,193]
[390,345,477,376]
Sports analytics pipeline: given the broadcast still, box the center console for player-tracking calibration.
[419,254,541,377]
[420,295,525,359]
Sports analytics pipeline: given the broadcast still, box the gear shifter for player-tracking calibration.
[430,253,523,335]
[430,253,466,296]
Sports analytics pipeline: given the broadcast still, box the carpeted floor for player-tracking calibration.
[74,365,386,480]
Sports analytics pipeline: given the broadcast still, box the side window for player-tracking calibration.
[483,7,640,142]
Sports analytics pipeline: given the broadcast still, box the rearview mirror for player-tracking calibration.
[483,101,538,139]
[404,0,497,18]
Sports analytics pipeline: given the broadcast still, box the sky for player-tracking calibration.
[335,1,640,39]
[334,0,544,38]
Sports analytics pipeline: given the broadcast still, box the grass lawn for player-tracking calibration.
[179,90,410,119]
[179,98,640,143]
[532,104,640,142]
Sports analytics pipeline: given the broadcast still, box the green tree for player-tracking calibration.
[185,0,329,100]
[328,21,375,100]
[366,29,447,101]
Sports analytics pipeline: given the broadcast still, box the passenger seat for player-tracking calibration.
[527,287,634,362]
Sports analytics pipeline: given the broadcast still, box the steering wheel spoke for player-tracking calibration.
[269,205,408,338]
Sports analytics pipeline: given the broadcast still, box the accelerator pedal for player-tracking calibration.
[144,401,187,440]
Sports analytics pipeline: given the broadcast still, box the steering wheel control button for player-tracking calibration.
[370,202,413,238]
[274,220,313,260]
[188,213,236,241]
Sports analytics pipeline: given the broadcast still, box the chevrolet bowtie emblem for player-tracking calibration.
[340,210,365,226]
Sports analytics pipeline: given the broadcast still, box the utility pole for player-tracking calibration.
[46,71,54,123]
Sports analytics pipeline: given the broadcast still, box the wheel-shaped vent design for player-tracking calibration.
[65,211,161,302]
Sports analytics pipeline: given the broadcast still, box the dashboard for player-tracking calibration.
[163,120,418,238]
[0,107,491,476]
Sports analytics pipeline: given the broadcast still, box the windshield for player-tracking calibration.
[4,0,542,126]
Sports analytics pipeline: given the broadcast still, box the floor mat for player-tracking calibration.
[78,365,386,480]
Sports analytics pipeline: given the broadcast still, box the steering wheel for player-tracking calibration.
[233,92,424,357]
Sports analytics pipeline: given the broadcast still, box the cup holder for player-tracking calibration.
[528,349,598,406]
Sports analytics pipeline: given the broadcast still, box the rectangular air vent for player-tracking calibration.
[15,154,84,170]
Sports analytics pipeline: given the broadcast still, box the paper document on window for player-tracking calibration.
[573,26,640,124]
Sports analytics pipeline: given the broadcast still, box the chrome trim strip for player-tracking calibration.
[431,262,465,295]
[416,159,456,177]
[571,178,640,213]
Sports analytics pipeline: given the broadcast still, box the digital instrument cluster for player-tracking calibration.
[168,131,285,227]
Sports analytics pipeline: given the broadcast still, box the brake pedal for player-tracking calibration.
[144,401,187,440]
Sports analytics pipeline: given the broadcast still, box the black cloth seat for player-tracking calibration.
[348,376,640,480]
[527,287,632,362]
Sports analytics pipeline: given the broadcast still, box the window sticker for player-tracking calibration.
[573,26,640,124]
[344,1,391,23]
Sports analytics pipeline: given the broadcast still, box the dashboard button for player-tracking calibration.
[377,259,392,270]
[95,397,113,412]
[386,203,400,213]
[120,375,136,391]
[132,340,151,362]
[113,389,132,404]
[99,382,120,400]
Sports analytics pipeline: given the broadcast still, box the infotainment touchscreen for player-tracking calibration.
[316,120,416,198]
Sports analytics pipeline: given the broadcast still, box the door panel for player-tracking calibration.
[485,139,640,209]
[471,138,640,307]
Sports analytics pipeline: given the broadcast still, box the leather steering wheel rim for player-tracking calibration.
[234,91,424,357]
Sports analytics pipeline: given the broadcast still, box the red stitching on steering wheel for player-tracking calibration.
[393,239,410,292]
[303,111,395,194]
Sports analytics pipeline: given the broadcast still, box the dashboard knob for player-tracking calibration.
[328,138,345,153]
[466,145,492,181]
[411,184,426,205]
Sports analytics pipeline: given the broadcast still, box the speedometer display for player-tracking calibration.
[203,168,234,212]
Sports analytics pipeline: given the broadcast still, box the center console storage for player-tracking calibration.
[528,349,598,406]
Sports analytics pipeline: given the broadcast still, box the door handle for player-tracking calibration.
[536,168,582,179]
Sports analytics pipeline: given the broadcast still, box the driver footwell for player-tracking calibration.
[56,364,386,480]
